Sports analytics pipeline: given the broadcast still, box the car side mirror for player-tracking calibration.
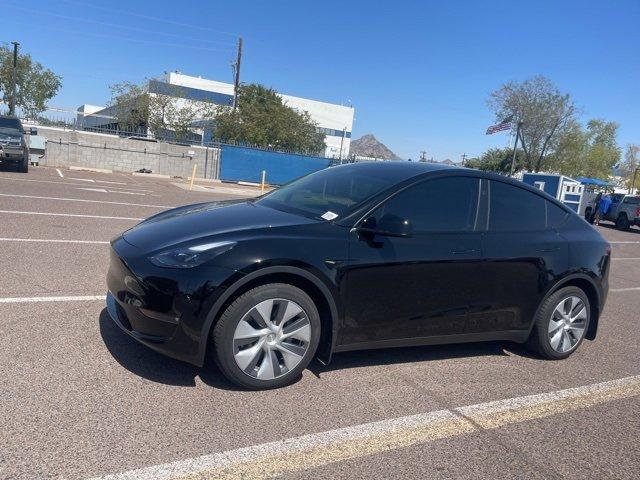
[358,214,413,238]
[29,127,38,135]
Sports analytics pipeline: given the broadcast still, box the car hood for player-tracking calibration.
[122,200,319,251]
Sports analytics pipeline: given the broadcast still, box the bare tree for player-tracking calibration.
[489,75,578,172]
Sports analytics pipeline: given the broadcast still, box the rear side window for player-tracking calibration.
[546,201,569,228]
[373,176,480,232]
[488,180,546,231]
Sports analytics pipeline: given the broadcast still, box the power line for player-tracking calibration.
[59,0,239,38]
[5,3,236,47]
[5,18,235,53]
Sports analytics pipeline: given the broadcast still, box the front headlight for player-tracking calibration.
[149,241,236,268]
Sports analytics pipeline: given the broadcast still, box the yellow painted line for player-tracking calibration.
[90,375,640,480]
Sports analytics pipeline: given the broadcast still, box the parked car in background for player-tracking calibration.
[0,115,35,173]
[107,163,611,389]
[585,193,640,230]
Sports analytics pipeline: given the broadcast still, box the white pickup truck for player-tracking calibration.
[585,193,640,230]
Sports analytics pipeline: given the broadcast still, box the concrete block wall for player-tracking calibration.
[38,127,220,179]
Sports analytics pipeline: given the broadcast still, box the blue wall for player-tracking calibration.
[220,145,332,185]
[522,173,560,198]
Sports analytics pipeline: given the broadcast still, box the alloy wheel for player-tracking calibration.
[547,296,587,353]
[232,298,311,380]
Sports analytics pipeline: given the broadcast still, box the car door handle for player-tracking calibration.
[539,246,561,252]
[451,248,478,255]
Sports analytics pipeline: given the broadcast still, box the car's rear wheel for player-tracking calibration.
[526,286,590,359]
[213,283,320,389]
[584,207,594,224]
[616,213,630,231]
[19,156,28,173]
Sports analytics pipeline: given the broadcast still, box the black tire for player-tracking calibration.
[616,214,630,231]
[19,156,28,173]
[526,286,591,360]
[584,207,594,224]
[213,283,320,389]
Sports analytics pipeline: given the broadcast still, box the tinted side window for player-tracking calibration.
[546,201,569,228]
[373,176,480,232]
[489,181,546,231]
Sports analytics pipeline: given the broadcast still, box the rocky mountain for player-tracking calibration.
[349,134,402,160]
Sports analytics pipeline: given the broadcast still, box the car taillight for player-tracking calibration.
[636,207,640,217]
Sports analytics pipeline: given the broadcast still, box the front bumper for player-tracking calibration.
[106,236,238,366]
[0,147,26,163]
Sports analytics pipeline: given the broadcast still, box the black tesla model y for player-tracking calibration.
[107,163,610,389]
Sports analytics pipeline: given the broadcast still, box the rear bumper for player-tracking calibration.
[106,236,237,366]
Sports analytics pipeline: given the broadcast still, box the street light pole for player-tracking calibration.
[9,41,19,116]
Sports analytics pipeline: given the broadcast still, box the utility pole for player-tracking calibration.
[461,153,467,166]
[9,41,19,116]
[338,126,347,164]
[509,121,523,177]
[419,151,427,162]
[232,37,243,111]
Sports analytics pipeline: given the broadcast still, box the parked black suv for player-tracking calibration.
[0,115,34,173]
[107,162,611,389]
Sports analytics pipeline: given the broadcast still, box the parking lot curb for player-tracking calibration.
[69,166,113,174]
[132,172,171,179]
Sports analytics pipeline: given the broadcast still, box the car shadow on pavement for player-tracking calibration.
[98,309,241,391]
[309,341,526,376]
[598,223,640,235]
[100,309,538,390]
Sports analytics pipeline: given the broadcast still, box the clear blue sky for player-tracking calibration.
[3,0,639,160]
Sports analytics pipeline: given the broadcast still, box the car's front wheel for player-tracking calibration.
[213,283,320,389]
[526,286,590,359]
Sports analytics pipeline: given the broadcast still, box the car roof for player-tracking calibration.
[331,161,458,182]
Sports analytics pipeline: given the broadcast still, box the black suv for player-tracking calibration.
[0,115,34,173]
[107,162,610,389]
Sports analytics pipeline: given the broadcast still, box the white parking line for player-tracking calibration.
[0,238,110,244]
[56,169,64,178]
[96,180,128,186]
[0,295,106,304]
[610,241,640,244]
[87,375,640,480]
[611,257,640,260]
[610,287,640,293]
[0,210,143,221]
[70,177,96,183]
[0,177,155,193]
[0,193,169,209]
[77,187,146,196]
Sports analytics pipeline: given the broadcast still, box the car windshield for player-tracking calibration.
[0,117,23,132]
[0,126,22,136]
[256,165,406,219]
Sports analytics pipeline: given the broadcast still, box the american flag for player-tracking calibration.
[486,120,512,135]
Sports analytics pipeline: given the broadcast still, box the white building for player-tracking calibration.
[79,72,354,158]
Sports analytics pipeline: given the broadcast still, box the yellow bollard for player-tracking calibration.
[261,170,266,194]
[188,164,197,191]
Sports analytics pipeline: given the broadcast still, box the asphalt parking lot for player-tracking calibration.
[1,166,639,480]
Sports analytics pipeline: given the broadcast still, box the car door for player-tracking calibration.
[339,175,484,346]
[478,179,569,334]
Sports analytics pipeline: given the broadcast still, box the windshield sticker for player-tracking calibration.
[321,211,339,221]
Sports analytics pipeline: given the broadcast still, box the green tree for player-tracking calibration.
[465,147,526,174]
[619,144,639,192]
[109,81,216,139]
[547,119,620,179]
[0,44,61,118]
[108,82,150,131]
[214,84,326,154]
[489,75,577,172]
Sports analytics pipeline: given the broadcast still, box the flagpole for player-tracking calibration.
[509,121,522,177]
